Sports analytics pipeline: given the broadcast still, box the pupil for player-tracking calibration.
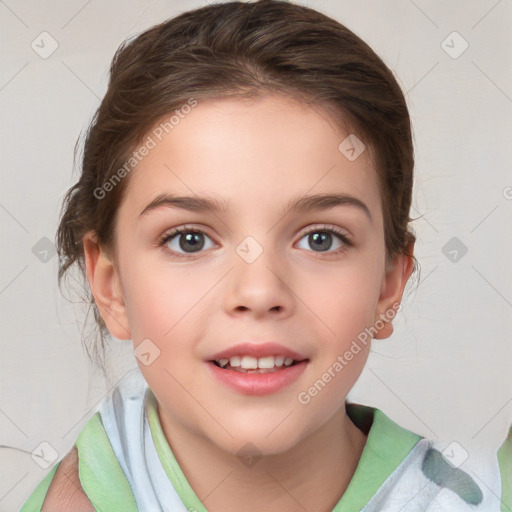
[179,232,204,253]
[309,232,331,252]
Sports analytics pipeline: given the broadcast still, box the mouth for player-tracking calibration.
[205,342,310,395]
[209,355,308,373]
[206,356,309,396]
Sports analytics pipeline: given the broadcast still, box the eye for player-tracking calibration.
[158,225,215,257]
[296,225,352,255]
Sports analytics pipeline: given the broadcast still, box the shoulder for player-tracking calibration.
[41,446,95,512]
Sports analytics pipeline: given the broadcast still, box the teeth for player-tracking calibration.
[240,356,258,369]
[274,356,285,366]
[257,356,275,369]
[215,355,299,369]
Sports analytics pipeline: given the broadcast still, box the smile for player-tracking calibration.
[207,358,309,395]
[212,355,303,373]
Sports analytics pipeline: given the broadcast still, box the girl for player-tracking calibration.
[20,1,510,510]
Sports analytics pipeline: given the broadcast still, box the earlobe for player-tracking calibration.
[373,242,415,340]
[83,232,131,340]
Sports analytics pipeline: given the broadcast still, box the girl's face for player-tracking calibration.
[88,94,412,456]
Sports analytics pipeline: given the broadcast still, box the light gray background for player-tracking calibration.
[1,0,511,510]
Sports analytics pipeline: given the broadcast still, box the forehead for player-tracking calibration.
[121,94,381,222]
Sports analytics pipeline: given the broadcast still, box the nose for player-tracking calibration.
[223,245,295,320]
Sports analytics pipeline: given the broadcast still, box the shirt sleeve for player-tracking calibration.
[497,424,512,512]
[19,461,61,512]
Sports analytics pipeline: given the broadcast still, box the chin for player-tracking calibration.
[207,415,309,458]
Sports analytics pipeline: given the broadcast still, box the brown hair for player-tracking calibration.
[57,0,419,368]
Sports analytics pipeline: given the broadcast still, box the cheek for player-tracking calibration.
[120,259,216,381]
[121,257,202,337]
[306,262,383,343]
[299,270,377,411]
[120,261,210,403]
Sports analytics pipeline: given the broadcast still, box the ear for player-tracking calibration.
[83,231,131,340]
[373,241,415,340]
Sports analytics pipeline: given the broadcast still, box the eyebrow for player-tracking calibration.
[139,194,230,216]
[139,192,372,222]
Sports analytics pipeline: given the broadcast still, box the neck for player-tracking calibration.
[158,403,368,512]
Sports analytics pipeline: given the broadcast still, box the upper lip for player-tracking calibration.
[208,342,308,362]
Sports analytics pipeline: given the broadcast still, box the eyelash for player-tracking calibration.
[157,224,353,259]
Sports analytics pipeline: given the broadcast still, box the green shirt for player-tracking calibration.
[20,387,511,511]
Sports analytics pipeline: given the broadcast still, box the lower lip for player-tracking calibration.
[206,361,308,396]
